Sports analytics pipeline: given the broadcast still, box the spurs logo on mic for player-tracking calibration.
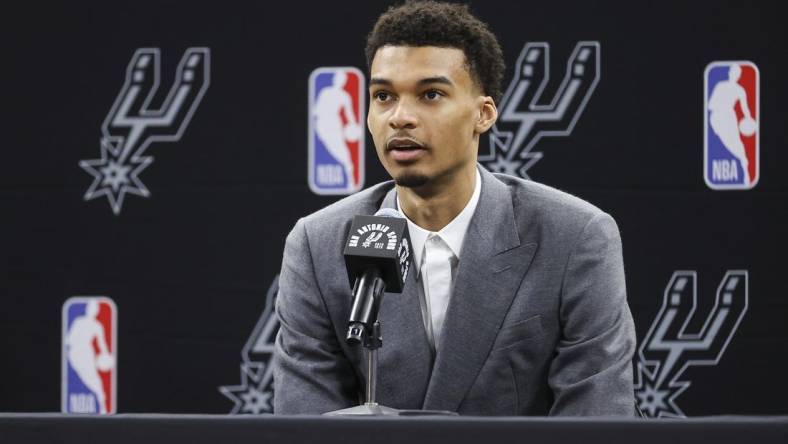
[344,212,411,293]
[361,232,384,248]
[80,47,210,215]
[397,237,411,283]
[634,270,748,417]
[348,223,398,250]
[480,41,600,178]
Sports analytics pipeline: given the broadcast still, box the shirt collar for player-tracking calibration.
[396,168,482,274]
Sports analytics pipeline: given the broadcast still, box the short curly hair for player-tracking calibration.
[365,0,505,104]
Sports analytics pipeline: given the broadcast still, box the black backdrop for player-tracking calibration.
[1,0,786,416]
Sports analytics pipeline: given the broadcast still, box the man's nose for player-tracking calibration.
[388,100,418,129]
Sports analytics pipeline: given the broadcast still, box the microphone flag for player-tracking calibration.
[343,211,411,293]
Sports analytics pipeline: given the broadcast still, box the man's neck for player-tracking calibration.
[397,165,477,232]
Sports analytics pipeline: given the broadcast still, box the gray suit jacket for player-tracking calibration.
[273,166,636,416]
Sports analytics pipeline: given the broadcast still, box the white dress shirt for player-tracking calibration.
[397,169,482,348]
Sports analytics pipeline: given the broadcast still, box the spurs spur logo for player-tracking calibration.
[80,47,210,215]
[480,41,600,178]
[219,276,280,414]
[347,223,397,250]
[635,270,748,417]
[397,237,411,282]
[361,231,384,248]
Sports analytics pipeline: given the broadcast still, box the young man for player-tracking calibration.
[273,1,636,416]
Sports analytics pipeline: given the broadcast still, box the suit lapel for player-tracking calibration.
[422,167,537,412]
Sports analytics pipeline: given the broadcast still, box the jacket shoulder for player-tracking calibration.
[298,180,395,234]
[494,173,605,217]
[490,173,613,241]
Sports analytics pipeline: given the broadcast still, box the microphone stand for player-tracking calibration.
[324,309,457,416]
[325,321,400,416]
[326,229,457,417]
[326,268,400,415]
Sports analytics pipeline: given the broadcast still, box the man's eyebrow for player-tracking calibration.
[417,76,453,87]
[368,76,454,88]
[369,77,392,87]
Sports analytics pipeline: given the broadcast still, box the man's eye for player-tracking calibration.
[374,91,390,102]
[424,90,443,100]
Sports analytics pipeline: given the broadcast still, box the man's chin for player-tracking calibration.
[394,173,430,188]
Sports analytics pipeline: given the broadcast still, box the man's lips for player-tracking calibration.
[386,137,426,162]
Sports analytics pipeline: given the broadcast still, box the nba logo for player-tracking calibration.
[62,297,117,414]
[704,61,759,189]
[308,67,365,195]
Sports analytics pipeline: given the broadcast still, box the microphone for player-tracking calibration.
[343,208,412,345]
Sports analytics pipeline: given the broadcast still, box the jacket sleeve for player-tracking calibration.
[547,212,636,416]
[272,218,359,414]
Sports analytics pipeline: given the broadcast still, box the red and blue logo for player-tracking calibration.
[308,67,365,195]
[62,297,117,414]
[704,61,759,190]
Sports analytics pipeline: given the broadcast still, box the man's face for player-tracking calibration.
[367,46,494,188]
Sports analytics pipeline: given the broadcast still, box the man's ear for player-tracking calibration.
[475,96,498,134]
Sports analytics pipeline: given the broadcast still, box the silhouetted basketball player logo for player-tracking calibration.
[309,67,365,195]
[704,61,759,189]
[62,297,117,414]
[315,71,363,184]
